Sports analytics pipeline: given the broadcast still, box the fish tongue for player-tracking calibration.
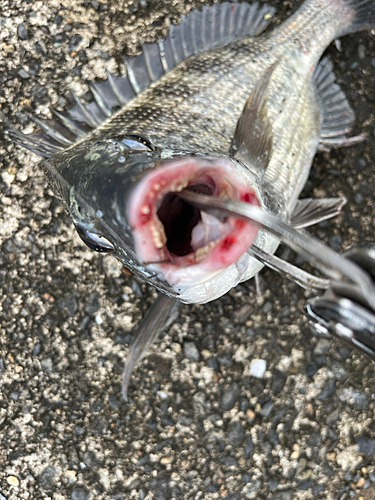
[190,211,231,251]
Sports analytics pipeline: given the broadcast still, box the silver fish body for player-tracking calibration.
[7,0,375,304]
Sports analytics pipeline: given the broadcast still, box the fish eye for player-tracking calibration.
[76,226,115,253]
[118,134,155,151]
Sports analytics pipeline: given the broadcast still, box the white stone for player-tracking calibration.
[249,359,267,378]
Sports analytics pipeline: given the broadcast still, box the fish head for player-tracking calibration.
[44,136,263,303]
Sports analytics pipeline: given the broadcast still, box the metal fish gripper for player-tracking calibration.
[179,191,375,360]
[306,244,375,360]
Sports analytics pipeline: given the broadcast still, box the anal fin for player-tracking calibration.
[291,197,347,229]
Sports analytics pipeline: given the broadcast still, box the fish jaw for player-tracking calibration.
[128,156,260,295]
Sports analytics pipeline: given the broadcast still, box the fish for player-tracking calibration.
[3,0,375,400]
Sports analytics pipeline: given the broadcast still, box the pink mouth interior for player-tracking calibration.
[128,159,260,275]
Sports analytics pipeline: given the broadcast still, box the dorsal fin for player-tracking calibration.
[4,1,276,158]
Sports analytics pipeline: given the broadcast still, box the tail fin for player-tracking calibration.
[339,0,375,36]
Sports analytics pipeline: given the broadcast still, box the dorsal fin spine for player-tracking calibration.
[125,60,141,94]
[169,25,180,65]
[157,40,169,73]
[71,90,100,128]
[90,84,112,117]
[51,108,86,138]
[143,46,156,82]
[107,71,127,105]
[7,1,276,158]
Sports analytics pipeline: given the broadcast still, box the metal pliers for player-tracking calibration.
[180,191,375,360]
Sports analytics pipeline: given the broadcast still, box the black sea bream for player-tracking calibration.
[5,0,375,397]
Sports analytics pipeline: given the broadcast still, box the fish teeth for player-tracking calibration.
[140,205,151,215]
[194,240,217,263]
[151,220,166,250]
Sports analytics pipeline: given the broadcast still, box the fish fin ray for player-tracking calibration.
[89,84,112,117]
[6,1,276,157]
[107,71,136,105]
[0,110,68,157]
[319,131,368,149]
[50,108,88,138]
[230,64,275,171]
[339,0,375,36]
[121,294,179,402]
[291,197,347,229]
[70,90,101,128]
[250,245,329,292]
[315,58,357,147]
[30,115,74,148]
[6,128,64,157]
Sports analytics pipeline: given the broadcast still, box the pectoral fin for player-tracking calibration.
[230,64,275,172]
[121,294,180,402]
[291,197,347,229]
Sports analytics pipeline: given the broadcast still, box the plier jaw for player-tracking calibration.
[306,245,375,360]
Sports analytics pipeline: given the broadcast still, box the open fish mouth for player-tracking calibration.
[128,157,260,283]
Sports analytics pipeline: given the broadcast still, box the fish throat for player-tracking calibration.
[128,158,260,273]
[157,183,214,257]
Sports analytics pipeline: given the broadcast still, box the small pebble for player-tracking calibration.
[318,379,336,399]
[157,391,168,399]
[221,383,240,411]
[356,436,375,455]
[18,68,30,79]
[72,486,89,500]
[170,342,182,354]
[249,358,266,378]
[40,358,53,372]
[17,24,29,40]
[358,44,366,60]
[313,338,331,356]
[95,315,103,325]
[183,341,200,361]
[271,369,286,395]
[69,33,83,50]
[228,422,246,447]
[91,0,101,10]
[54,32,67,45]
[259,400,273,418]
[217,352,232,366]
[326,408,340,426]
[7,476,19,486]
[64,470,77,483]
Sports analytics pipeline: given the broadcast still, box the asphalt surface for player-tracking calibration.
[1,0,375,499]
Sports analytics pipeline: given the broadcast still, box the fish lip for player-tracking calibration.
[127,156,260,284]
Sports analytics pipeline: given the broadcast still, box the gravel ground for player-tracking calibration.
[1,0,375,499]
